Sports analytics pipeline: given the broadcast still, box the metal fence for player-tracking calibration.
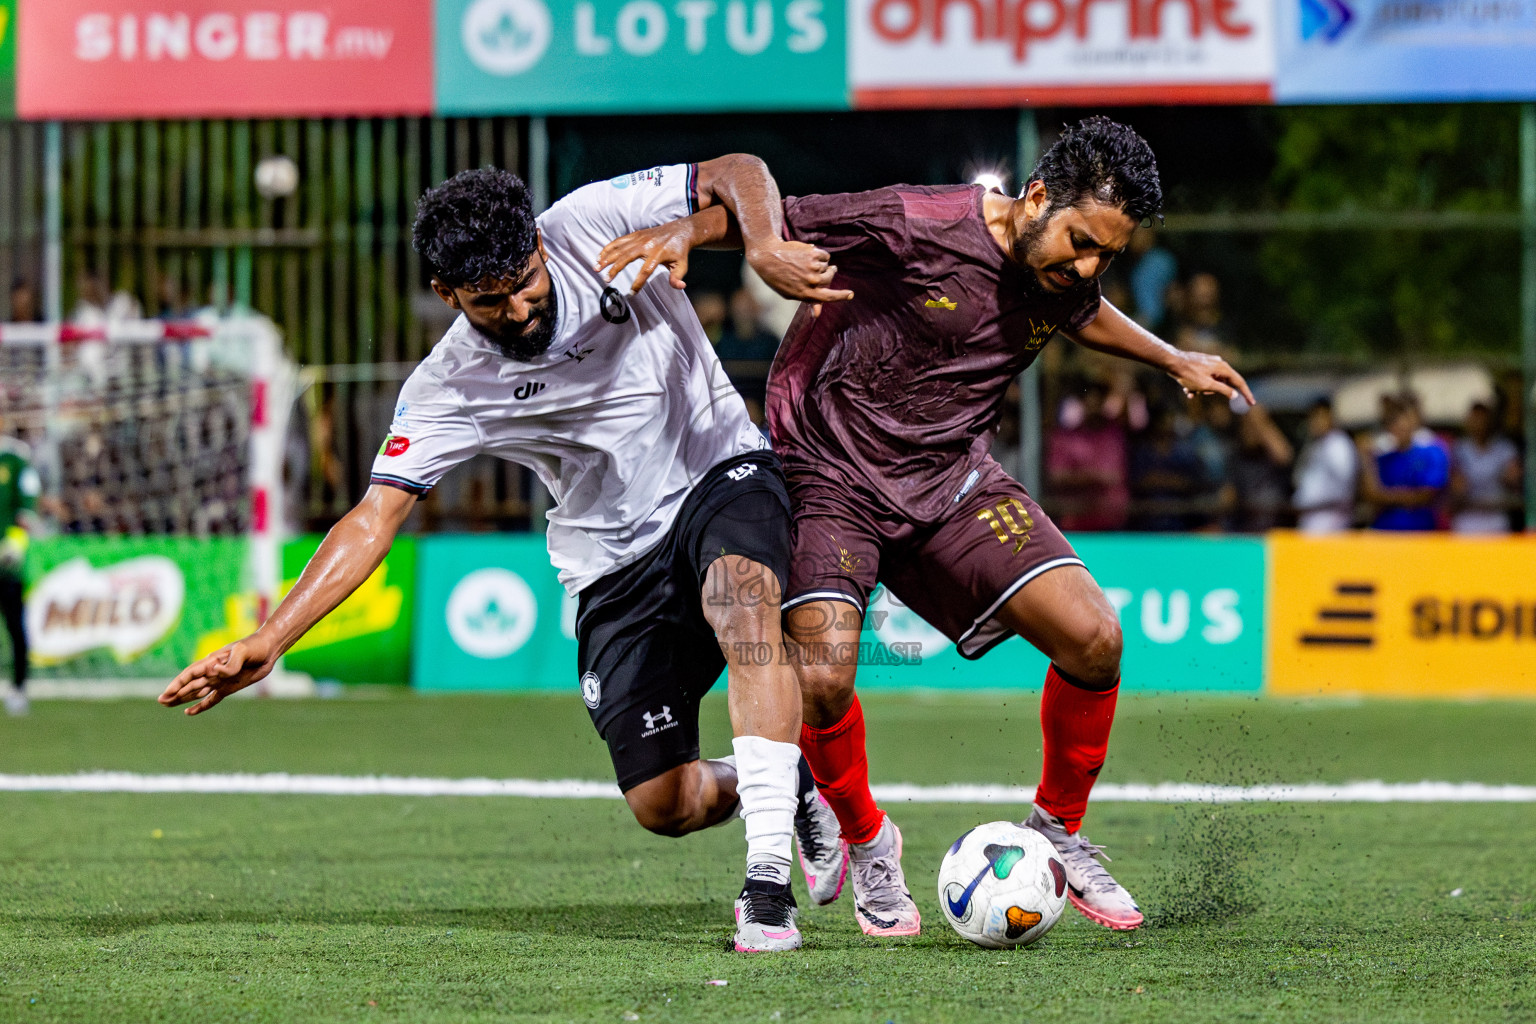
[0,116,534,530]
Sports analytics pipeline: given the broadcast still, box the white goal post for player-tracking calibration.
[0,316,301,692]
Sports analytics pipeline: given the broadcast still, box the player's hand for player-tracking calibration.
[1169,351,1256,407]
[597,221,697,294]
[159,634,278,716]
[745,240,855,309]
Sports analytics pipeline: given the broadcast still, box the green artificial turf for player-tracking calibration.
[2,694,1533,1023]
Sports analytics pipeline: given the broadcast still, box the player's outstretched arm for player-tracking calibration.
[697,153,855,305]
[1069,298,1256,406]
[597,153,853,305]
[159,484,416,716]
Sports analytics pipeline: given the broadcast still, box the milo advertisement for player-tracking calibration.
[13,535,249,681]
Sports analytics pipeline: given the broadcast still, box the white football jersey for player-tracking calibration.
[372,164,766,594]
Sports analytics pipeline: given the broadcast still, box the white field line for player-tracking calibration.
[0,773,1534,803]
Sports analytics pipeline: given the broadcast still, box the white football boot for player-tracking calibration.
[848,815,921,937]
[1024,804,1143,930]
[794,789,849,906]
[4,687,27,717]
[733,878,802,953]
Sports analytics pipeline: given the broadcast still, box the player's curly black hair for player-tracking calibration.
[412,167,538,287]
[1028,116,1163,225]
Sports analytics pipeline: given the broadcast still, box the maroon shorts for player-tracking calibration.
[781,456,1083,659]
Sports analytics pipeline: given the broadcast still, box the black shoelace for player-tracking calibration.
[740,887,795,927]
[793,796,825,861]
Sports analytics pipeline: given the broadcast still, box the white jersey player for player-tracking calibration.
[161,157,854,952]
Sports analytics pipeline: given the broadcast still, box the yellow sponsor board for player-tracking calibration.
[1269,532,1536,697]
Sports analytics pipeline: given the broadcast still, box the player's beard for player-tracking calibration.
[494,285,560,362]
[1013,209,1080,297]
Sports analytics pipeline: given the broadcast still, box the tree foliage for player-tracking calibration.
[1262,104,1521,357]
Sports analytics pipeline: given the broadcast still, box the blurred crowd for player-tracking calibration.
[1033,231,1526,534]
[1036,384,1523,535]
[6,269,220,328]
[698,243,1528,536]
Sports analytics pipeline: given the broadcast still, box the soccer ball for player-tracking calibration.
[937,821,1067,949]
[254,155,300,199]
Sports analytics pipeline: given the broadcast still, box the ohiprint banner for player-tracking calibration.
[435,0,846,113]
[17,1,433,118]
[850,0,1275,107]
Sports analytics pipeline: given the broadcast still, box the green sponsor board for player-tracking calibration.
[5,535,249,680]
[0,1,13,118]
[854,535,1266,692]
[408,532,1263,693]
[412,534,577,691]
[280,535,415,685]
[435,0,846,114]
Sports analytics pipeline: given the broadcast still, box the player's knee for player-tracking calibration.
[794,658,857,721]
[633,806,694,838]
[627,788,697,838]
[1078,609,1123,688]
[704,556,782,642]
[1053,607,1122,690]
[624,764,712,837]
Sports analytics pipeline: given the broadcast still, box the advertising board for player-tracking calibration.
[855,534,1266,692]
[436,0,847,113]
[411,534,577,692]
[17,1,433,118]
[278,535,415,685]
[8,535,248,681]
[1268,532,1536,697]
[849,0,1275,108]
[1275,0,1536,103]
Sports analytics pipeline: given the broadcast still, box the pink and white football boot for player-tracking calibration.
[1024,804,1143,930]
[795,789,850,906]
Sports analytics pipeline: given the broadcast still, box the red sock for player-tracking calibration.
[1034,665,1119,834]
[799,695,885,845]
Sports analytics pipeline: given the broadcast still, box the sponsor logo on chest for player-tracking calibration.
[1025,318,1058,351]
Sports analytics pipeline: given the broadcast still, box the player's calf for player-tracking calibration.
[624,759,739,837]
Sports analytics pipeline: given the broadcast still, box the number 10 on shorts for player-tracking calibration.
[977,498,1034,555]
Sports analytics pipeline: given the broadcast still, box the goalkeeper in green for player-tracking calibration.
[0,420,39,716]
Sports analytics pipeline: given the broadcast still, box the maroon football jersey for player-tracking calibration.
[768,184,1102,522]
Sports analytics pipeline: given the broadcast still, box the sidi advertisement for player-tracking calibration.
[17,1,433,119]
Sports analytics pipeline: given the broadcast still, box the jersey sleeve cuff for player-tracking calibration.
[370,473,432,497]
[686,163,699,215]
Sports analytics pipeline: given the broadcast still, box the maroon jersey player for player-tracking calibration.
[599,117,1253,940]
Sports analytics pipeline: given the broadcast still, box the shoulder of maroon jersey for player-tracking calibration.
[893,183,983,223]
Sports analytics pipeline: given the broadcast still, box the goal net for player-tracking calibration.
[0,317,294,688]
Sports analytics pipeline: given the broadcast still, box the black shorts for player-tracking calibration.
[576,451,791,792]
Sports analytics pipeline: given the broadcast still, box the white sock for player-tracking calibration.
[732,735,799,887]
